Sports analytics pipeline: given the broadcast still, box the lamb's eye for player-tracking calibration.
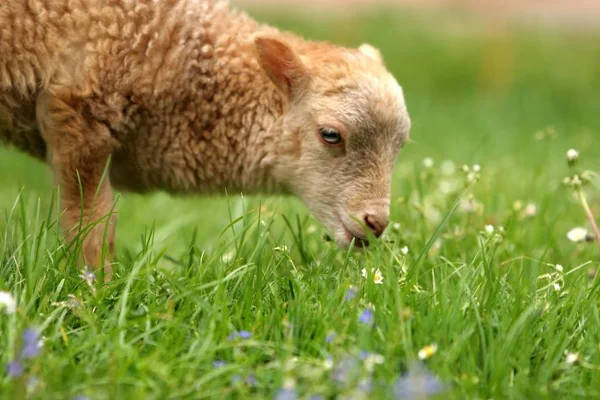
[319,127,342,145]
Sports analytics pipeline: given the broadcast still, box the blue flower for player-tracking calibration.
[332,357,360,385]
[358,377,373,393]
[212,360,226,368]
[358,309,374,326]
[246,372,258,387]
[81,268,96,286]
[394,363,446,399]
[345,287,357,302]
[228,330,252,340]
[21,328,41,359]
[72,396,90,400]
[231,374,242,385]
[275,388,297,400]
[309,395,324,400]
[238,331,252,339]
[6,360,23,378]
[358,350,370,360]
[325,332,337,344]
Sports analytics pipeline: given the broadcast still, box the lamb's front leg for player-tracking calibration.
[37,90,117,282]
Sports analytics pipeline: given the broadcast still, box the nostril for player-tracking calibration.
[365,215,385,238]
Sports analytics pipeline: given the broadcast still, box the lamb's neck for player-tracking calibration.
[230,96,290,196]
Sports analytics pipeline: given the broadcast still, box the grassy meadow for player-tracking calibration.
[1,8,600,400]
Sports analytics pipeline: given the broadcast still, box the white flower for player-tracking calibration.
[400,246,409,255]
[439,180,455,195]
[485,225,495,235]
[472,164,481,173]
[553,283,562,292]
[524,203,538,217]
[567,227,589,243]
[0,291,16,315]
[418,343,438,360]
[565,352,579,365]
[373,269,384,285]
[567,149,579,161]
[555,264,564,273]
[423,157,434,169]
[440,160,456,176]
[392,222,401,231]
[362,268,384,284]
[363,353,385,371]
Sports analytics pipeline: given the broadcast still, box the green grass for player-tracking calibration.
[2,9,600,399]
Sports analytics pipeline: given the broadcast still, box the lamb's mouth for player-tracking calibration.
[342,224,370,248]
[323,223,370,248]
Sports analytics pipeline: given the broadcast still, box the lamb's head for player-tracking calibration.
[254,36,410,247]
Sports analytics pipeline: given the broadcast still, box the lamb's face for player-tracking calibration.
[255,37,410,247]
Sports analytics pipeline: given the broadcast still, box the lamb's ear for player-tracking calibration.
[254,35,308,99]
[358,43,383,64]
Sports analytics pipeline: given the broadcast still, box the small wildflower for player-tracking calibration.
[361,268,384,285]
[238,331,252,339]
[373,269,384,285]
[0,291,16,314]
[212,360,226,368]
[358,377,374,393]
[567,149,579,162]
[394,363,446,399]
[325,332,337,344]
[524,203,538,217]
[467,172,478,183]
[393,222,401,231]
[423,157,434,169]
[81,267,96,287]
[358,308,375,326]
[246,372,258,387]
[221,249,236,263]
[567,227,589,243]
[273,245,289,253]
[21,328,41,359]
[553,283,562,292]
[401,246,409,255]
[227,330,252,341]
[345,287,357,302]
[513,200,523,211]
[472,164,481,173]
[565,352,579,365]
[555,264,564,273]
[418,343,438,360]
[6,360,23,378]
[440,160,456,176]
[362,353,385,372]
[324,354,334,369]
[485,225,495,235]
[275,379,297,400]
[332,357,360,385]
[72,396,90,400]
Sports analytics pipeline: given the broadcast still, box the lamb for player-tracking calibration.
[0,0,411,281]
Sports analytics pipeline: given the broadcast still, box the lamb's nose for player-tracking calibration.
[364,213,389,238]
